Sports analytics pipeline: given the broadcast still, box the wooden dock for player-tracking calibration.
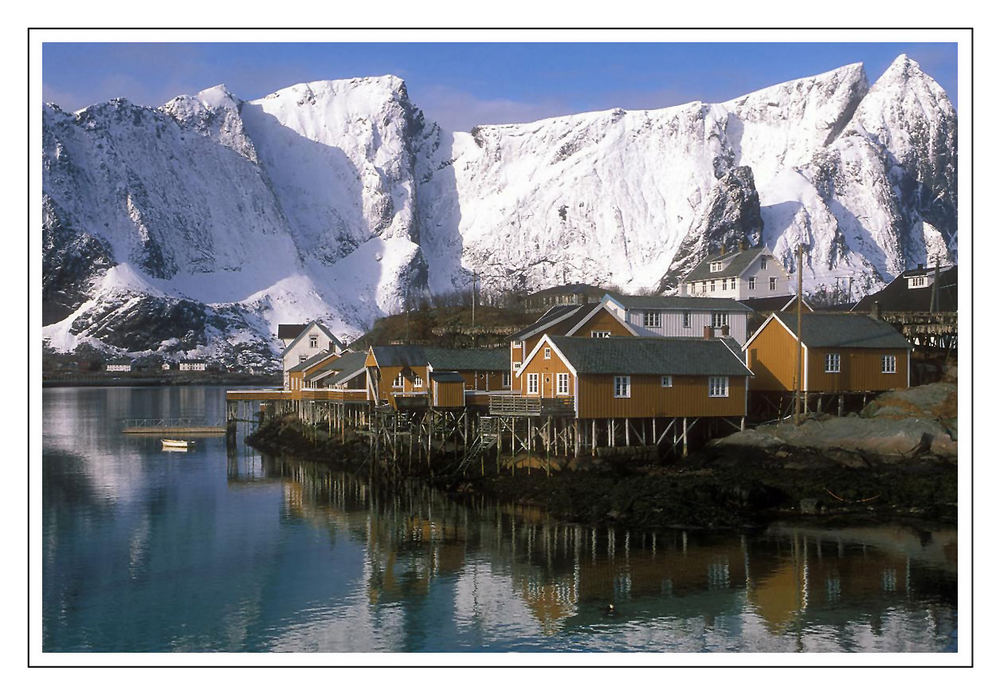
[121,417,226,436]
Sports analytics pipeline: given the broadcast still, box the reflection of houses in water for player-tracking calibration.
[240,459,956,646]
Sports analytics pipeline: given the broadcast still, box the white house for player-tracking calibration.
[601,293,754,345]
[680,246,792,301]
[281,320,346,389]
[179,360,207,372]
[105,359,132,373]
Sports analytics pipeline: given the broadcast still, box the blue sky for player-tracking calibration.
[42,42,957,133]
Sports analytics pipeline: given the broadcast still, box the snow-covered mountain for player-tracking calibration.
[41,55,956,366]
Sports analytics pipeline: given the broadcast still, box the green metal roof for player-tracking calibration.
[682,247,768,283]
[548,336,752,376]
[371,346,508,371]
[508,304,592,341]
[430,371,466,383]
[773,313,911,349]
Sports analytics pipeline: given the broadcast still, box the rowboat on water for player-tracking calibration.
[161,438,195,450]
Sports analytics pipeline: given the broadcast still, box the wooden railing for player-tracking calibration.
[488,395,574,416]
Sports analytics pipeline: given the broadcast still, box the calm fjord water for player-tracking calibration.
[42,385,957,652]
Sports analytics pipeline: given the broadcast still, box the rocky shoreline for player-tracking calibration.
[246,383,957,531]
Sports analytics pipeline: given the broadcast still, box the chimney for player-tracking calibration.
[720,243,727,256]
[703,325,713,339]
[917,263,924,271]
[721,325,730,337]
[738,240,745,251]
[870,299,881,321]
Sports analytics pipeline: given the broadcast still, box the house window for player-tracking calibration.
[643,311,661,328]
[701,281,707,293]
[614,376,631,398]
[513,361,522,374]
[527,373,539,394]
[502,372,511,389]
[712,312,729,328]
[708,376,730,397]
[513,341,524,352]
[689,284,695,294]
[761,258,767,270]
[825,353,841,373]
[748,276,756,290]
[544,347,551,359]
[882,355,897,373]
[769,277,777,291]
[908,276,927,288]
[710,261,723,272]
[299,355,308,363]
[661,376,673,388]
[591,330,611,338]
[556,373,570,395]
[413,376,423,388]
[309,335,318,348]
[710,280,716,292]
[392,373,405,388]
[682,311,690,328]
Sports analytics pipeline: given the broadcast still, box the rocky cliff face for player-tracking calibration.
[41,56,957,366]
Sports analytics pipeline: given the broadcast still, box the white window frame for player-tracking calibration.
[760,258,767,270]
[882,355,897,374]
[682,311,690,328]
[392,373,405,389]
[643,311,661,328]
[710,280,716,292]
[748,276,756,290]
[661,375,673,388]
[701,281,707,293]
[556,373,570,395]
[591,330,611,338]
[769,277,777,291]
[513,361,521,373]
[908,276,927,288]
[413,376,423,388]
[527,373,539,394]
[710,261,723,272]
[309,335,318,348]
[708,376,729,398]
[544,347,552,359]
[502,371,511,389]
[614,375,631,399]
[299,354,308,363]
[712,311,729,328]
[824,353,841,373]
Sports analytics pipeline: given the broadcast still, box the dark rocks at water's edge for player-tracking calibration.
[245,392,958,531]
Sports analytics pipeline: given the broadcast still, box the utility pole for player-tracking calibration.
[794,244,804,424]
[471,270,477,331]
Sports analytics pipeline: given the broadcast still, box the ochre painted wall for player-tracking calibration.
[517,341,575,399]
[577,373,747,419]
[571,308,632,337]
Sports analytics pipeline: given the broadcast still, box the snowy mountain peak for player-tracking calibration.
[42,59,958,366]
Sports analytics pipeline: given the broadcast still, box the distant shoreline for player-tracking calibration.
[41,374,281,388]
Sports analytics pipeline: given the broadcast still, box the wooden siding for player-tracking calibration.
[747,318,910,393]
[371,364,430,402]
[806,348,909,392]
[622,309,748,344]
[517,341,576,400]
[450,369,509,392]
[571,307,632,337]
[432,381,466,408]
[746,319,804,392]
[577,373,747,419]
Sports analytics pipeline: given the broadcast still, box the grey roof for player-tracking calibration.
[508,304,594,341]
[604,292,752,313]
[526,283,606,299]
[279,321,344,358]
[430,371,466,383]
[425,347,508,371]
[548,336,752,376]
[277,323,308,339]
[683,247,769,283]
[773,313,911,349]
[370,346,508,372]
[370,345,429,367]
[852,266,957,313]
[738,295,809,313]
[292,349,338,373]
[307,351,367,382]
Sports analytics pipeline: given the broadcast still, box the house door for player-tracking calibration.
[543,374,552,398]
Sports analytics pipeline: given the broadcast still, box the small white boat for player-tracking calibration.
[161,438,194,450]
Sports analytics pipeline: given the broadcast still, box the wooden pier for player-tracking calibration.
[121,417,226,436]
